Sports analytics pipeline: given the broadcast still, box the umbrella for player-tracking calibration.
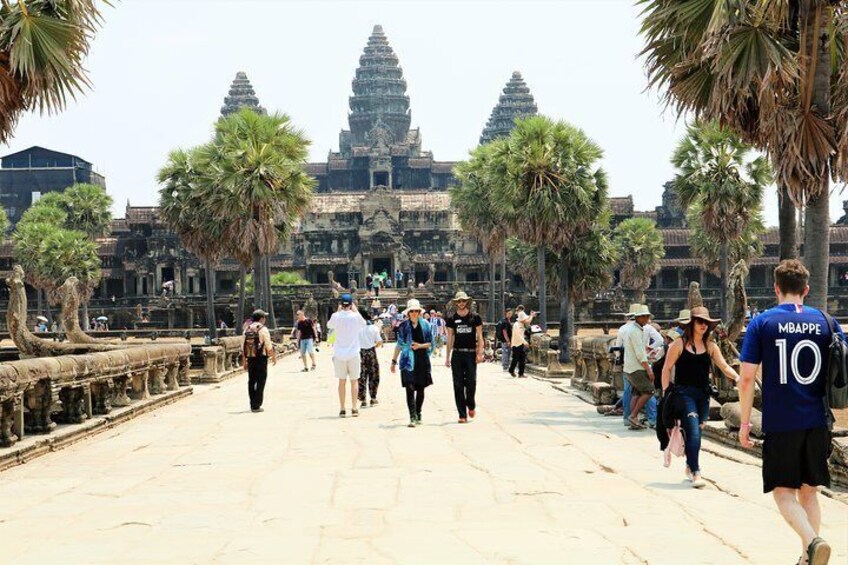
[96,316,108,321]
[36,316,48,323]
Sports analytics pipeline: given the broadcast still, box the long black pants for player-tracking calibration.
[509,345,526,376]
[405,385,425,419]
[451,351,477,418]
[247,357,269,410]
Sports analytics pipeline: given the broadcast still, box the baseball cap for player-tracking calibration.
[340,293,353,306]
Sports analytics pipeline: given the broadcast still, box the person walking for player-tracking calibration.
[508,307,535,378]
[294,309,317,372]
[391,299,434,427]
[242,309,277,413]
[327,294,366,418]
[619,304,657,431]
[371,273,381,297]
[358,310,383,408]
[661,306,739,488]
[738,260,841,564]
[497,308,513,372]
[395,269,404,288]
[445,291,483,423]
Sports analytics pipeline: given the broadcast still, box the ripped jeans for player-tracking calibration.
[677,385,710,474]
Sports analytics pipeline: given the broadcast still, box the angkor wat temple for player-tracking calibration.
[2,25,848,327]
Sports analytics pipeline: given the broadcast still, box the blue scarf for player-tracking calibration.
[396,318,435,372]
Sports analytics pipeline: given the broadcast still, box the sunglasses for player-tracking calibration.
[694,318,709,326]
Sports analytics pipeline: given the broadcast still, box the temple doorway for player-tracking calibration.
[372,256,392,277]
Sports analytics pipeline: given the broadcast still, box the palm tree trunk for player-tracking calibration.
[37,288,43,318]
[803,1,833,310]
[804,195,830,309]
[778,183,798,260]
[81,301,89,332]
[253,254,263,310]
[500,248,507,315]
[204,258,217,343]
[489,255,495,323]
[236,265,246,335]
[719,241,729,322]
[264,254,276,329]
[558,254,571,363]
[537,245,546,330]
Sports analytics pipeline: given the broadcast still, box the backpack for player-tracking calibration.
[822,313,848,410]
[243,323,265,359]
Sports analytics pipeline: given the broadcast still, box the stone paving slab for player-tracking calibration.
[0,346,845,564]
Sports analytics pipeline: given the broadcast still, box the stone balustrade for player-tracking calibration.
[197,337,245,383]
[569,335,619,405]
[0,343,191,448]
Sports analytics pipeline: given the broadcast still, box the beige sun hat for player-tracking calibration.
[628,303,652,317]
[402,298,424,315]
[453,290,471,302]
[685,306,720,330]
[675,309,692,325]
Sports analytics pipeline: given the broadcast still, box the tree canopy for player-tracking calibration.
[613,217,665,303]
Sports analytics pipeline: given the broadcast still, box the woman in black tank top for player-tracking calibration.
[660,307,740,488]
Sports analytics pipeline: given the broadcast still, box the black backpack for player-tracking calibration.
[822,313,848,411]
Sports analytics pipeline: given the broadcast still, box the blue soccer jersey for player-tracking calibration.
[739,303,840,433]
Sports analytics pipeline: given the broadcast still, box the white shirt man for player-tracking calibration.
[327,294,366,417]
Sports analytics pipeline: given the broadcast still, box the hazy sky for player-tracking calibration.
[3,0,844,225]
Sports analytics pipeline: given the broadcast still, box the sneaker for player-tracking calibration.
[251,408,264,413]
[691,474,706,489]
[408,419,416,428]
[370,399,379,406]
[458,417,468,424]
[685,466,693,481]
[339,410,346,418]
[351,409,359,417]
[301,368,309,372]
[468,409,476,419]
[807,537,831,565]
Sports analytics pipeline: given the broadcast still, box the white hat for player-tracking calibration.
[402,298,424,315]
[628,303,652,318]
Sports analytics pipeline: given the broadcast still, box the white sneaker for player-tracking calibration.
[691,474,706,489]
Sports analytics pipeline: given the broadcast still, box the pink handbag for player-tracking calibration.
[664,421,685,468]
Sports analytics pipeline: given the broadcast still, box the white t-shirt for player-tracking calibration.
[328,309,367,360]
[358,324,383,349]
[511,321,527,347]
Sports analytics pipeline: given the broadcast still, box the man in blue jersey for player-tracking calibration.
[739,260,838,565]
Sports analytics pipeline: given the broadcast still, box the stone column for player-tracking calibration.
[112,376,132,407]
[174,265,183,295]
[130,371,150,400]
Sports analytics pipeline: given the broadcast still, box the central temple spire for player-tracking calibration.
[348,25,411,147]
[479,71,538,144]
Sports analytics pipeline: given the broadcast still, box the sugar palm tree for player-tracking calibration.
[490,116,610,361]
[206,108,315,329]
[687,202,765,276]
[62,183,113,237]
[157,147,225,342]
[452,141,508,321]
[0,0,108,142]
[671,121,771,321]
[640,0,848,309]
[613,217,665,304]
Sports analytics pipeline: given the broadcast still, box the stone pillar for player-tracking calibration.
[0,398,18,447]
[91,380,113,414]
[177,358,191,386]
[165,365,180,391]
[100,278,108,299]
[149,273,156,297]
[202,347,219,379]
[148,366,166,395]
[174,265,183,295]
[130,371,150,401]
[59,386,87,424]
[26,380,56,434]
[112,376,132,407]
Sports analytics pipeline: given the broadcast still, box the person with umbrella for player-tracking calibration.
[96,315,109,331]
[35,315,48,333]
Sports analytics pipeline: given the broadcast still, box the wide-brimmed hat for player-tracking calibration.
[452,290,471,302]
[662,327,684,341]
[681,306,720,329]
[674,309,691,325]
[403,298,424,315]
[628,303,652,318]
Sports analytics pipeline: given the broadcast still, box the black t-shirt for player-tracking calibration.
[447,311,483,350]
[296,319,315,340]
[495,318,511,344]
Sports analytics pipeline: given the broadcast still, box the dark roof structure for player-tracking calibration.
[220,72,266,117]
[347,25,411,148]
[479,71,538,145]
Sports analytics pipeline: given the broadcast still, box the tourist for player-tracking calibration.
[617,304,662,428]
[620,304,658,431]
[218,319,228,330]
[496,308,513,372]
[371,296,381,318]
[365,273,373,296]
[391,298,434,427]
[381,269,390,288]
[371,273,381,297]
[242,309,277,413]
[738,260,840,564]
[327,293,366,417]
[661,306,738,487]
[395,269,404,287]
[358,310,383,408]
[430,310,446,356]
[445,291,483,423]
[295,310,317,372]
[423,311,431,322]
[509,307,535,378]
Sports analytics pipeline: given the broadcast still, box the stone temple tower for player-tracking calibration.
[220,71,266,117]
[346,25,412,149]
[479,71,538,144]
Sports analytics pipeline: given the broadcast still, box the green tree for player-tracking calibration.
[687,203,765,277]
[490,116,610,361]
[0,1,108,142]
[639,0,848,309]
[671,121,771,321]
[62,183,113,237]
[207,108,315,330]
[612,217,665,304]
[452,141,508,321]
[0,205,10,236]
[158,147,226,342]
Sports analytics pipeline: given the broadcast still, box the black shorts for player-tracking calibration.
[762,427,831,493]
